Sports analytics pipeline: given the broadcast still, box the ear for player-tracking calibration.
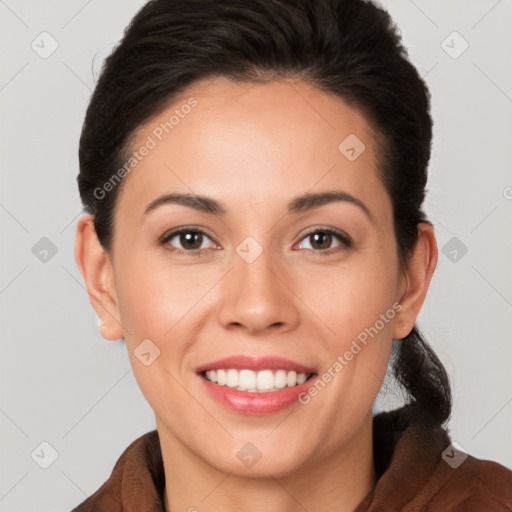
[393,222,438,339]
[74,215,124,341]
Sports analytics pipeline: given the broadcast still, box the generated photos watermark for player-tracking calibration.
[93,97,198,200]
[298,302,402,405]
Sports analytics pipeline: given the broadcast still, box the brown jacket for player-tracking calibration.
[71,408,512,511]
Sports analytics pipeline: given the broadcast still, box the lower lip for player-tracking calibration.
[200,374,316,415]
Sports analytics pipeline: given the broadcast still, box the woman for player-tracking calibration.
[72,0,512,510]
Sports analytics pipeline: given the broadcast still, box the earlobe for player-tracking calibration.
[98,318,121,343]
[393,223,437,339]
[74,215,124,341]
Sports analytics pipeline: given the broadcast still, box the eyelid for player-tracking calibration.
[160,224,215,242]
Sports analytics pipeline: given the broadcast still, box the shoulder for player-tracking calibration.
[70,430,164,512]
[365,408,512,511]
[411,449,512,511]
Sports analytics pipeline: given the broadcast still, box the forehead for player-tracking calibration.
[116,77,390,220]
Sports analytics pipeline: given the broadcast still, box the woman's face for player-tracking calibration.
[100,77,409,476]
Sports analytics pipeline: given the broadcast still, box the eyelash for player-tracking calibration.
[160,226,352,256]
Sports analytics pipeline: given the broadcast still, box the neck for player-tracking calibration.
[159,413,377,512]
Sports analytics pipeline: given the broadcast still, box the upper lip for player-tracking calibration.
[196,355,316,374]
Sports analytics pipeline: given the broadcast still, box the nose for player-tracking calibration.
[217,248,300,335]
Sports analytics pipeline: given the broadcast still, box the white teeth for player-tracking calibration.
[297,373,307,385]
[257,370,274,391]
[274,369,287,389]
[203,369,311,392]
[238,369,256,391]
[287,371,297,387]
[205,370,217,383]
[226,369,238,388]
[217,369,226,386]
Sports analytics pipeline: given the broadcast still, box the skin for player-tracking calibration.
[75,77,437,512]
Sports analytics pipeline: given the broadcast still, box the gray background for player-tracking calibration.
[1,0,511,510]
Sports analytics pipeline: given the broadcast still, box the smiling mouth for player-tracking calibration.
[201,369,315,393]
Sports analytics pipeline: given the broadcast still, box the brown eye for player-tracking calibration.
[178,231,204,250]
[296,228,352,253]
[309,231,333,250]
[161,228,216,254]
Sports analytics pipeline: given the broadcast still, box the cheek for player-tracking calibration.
[302,245,398,406]
[112,255,221,401]
[114,252,217,341]
[112,257,200,414]
[302,249,399,341]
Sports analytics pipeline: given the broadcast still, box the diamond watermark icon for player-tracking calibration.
[31,441,59,469]
[441,236,468,263]
[442,442,469,469]
[31,31,59,59]
[237,442,263,468]
[32,237,58,263]
[134,338,161,366]
[441,31,469,60]
[338,134,366,161]
[236,236,263,264]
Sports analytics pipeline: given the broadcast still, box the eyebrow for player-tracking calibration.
[144,190,374,222]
